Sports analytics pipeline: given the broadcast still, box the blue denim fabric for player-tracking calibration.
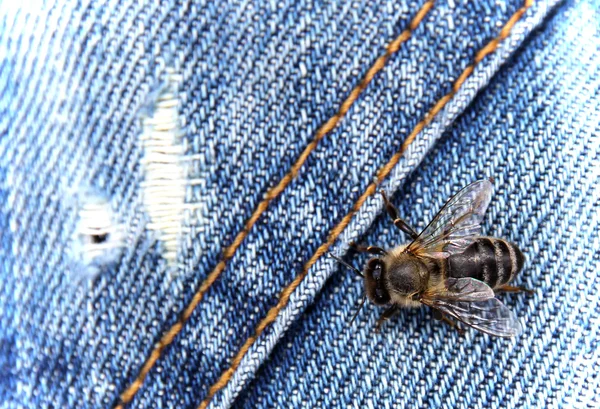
[236,1,600,407]
[1,1,598,409]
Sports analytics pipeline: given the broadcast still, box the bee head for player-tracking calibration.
[364,258,391,305]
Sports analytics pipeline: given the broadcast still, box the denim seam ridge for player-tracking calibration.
[113,1,435,407]
[198,1,534,408]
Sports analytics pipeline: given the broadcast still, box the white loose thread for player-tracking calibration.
[139,69,188,268]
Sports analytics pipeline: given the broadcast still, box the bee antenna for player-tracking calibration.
[327,252,364,278]
[349,296,367,325]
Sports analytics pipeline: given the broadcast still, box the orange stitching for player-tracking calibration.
[114,2,434,407]
[198,1,533,408]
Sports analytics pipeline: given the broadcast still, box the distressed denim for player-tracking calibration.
[0,1,598,409]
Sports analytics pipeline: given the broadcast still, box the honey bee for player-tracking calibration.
[330,179,527,337]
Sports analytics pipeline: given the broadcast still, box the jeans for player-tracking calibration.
[0,0,598,408]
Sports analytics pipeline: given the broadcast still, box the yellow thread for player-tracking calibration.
[198,2,532,408]
[114,2,434,407]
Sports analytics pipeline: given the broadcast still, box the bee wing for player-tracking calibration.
[421,278,522,338]
[429,277,496,301]
[407,179,494,258]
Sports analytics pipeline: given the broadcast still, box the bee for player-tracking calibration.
[330,179,527,337]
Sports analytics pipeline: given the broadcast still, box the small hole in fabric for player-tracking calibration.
[69,189,124,283]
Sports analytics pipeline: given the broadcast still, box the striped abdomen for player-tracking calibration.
[445,237,525,289]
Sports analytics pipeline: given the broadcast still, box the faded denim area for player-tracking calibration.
[0,2,597,409]
[128,1,534,408]
[133,2,540,407]
[237,1,600,407]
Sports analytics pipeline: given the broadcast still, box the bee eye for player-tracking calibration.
[372,264,382,280]
[375,288,385,300]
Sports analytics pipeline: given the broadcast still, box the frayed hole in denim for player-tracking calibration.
[69,190,124,283]
[139,68,201,271]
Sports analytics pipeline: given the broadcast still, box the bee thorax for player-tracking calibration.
[383,252,429,296]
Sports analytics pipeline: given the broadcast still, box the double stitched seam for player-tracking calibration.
[114,1,434,407]
[198,1,534,408]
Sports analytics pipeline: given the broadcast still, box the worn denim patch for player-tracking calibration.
[1,0,597,408]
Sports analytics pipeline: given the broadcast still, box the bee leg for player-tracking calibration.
[379,190,419,240]
[375,305,400,331]
[496,284,534,295]
[349,242,387,256]
[432,309,465,335]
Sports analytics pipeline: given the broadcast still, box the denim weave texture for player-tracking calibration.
[237,1,600,407]
[0,0,598,408]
